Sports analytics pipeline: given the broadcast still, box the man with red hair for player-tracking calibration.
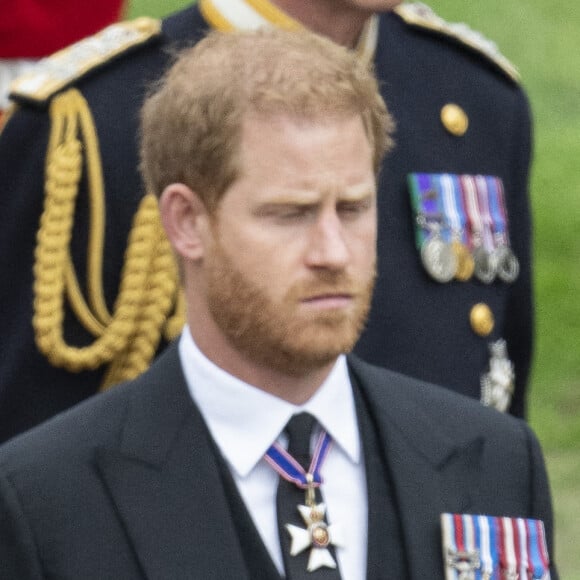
[0,0,535,441]
[0,29,556,579]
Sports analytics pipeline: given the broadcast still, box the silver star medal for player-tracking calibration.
[286,502,344,572]
[480,339,515,412]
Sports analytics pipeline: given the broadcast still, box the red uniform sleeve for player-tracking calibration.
[0,0,126,58]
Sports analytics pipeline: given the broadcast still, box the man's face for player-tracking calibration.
[204,113,377,376]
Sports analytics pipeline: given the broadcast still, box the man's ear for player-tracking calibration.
[158,183,211,260]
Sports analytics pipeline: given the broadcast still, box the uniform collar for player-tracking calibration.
[179,326,361,478]
[199,0,379,65]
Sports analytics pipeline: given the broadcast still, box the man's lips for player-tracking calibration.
[300,293,354,309]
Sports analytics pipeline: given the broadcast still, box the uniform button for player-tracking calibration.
[441,103,469,136]
[470,303,494,337]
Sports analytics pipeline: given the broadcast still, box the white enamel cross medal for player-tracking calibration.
[285,474,344,572]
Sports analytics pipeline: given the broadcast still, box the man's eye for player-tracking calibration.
[278,206,315,220]
[338,200,371,215]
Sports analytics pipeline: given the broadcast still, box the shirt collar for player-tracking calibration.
[199,0,379,65]
[179,326,361,478]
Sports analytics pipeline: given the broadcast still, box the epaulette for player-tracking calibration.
[394,3,520,83]
[10,17,162,105]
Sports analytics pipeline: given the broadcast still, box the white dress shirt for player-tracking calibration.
[179,326,368,579]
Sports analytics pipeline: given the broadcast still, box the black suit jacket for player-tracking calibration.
[0,344,556,579]
[0,3,533,442]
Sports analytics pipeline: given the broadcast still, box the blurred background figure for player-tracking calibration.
[0,0,126,117]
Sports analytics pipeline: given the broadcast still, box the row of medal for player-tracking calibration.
[441,512,551,579]
[408,173,520,284]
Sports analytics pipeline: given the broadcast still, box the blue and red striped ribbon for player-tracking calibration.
[442,513,551,579]
[264,428,333,489]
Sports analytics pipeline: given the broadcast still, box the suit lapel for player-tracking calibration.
[93,345,484,579]
[95,344,251,580]
[348,356,484,580]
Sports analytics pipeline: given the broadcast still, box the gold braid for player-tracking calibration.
[33,88,184,387]
[101,202,180,389]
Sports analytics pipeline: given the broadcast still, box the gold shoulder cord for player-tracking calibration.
[33,88,184,390]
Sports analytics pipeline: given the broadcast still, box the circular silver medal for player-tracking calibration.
[473,246,497,284]
[421,236,457,283]
[493,245,520,283]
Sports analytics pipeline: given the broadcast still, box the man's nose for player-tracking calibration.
[304,211,349,269]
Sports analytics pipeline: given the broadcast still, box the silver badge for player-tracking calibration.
[493,245,520,283]
[421,234,457,283]
[473,245,497,284]
[446,548,481,580]
[481,339,515,412]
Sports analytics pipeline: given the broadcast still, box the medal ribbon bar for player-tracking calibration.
[441,513,551,579]
[487,176,508,246]
[408,173,520,284]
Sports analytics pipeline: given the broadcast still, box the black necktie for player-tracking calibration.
[276,412,342,579]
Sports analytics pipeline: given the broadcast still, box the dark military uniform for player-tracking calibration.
[358,6,533,419]
[0,2,533,442]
